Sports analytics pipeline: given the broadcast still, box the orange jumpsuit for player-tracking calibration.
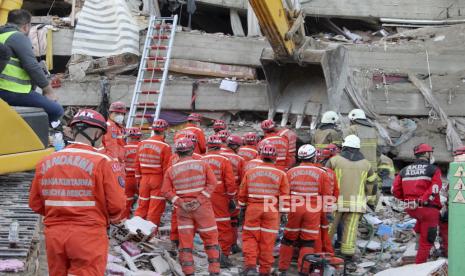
[239,163,289,274]
[202,151,236,256]
[134,135,172,225]
[168,152,202,243]
[260,135,289,171]
[278,128,297,168]
[161,158,221,275]
[183,123,206,154]
[244,158,264,173]
[220,148,246,247]
[238,145,259,162]
[123,141,139,218]
[103,119,126,163]
[29,143,126,276]
[314,164,339,254]
[278,163,331,272]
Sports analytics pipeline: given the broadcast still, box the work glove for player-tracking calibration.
[188,199,201,211]
[326,213,334,223]
[228,200,237,213]
[238,207,246,227]
[280,213,288,225]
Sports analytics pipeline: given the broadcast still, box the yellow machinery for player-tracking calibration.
[249,0,347,128]
[0,99,54,174]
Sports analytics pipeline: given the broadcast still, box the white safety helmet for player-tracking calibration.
[298,144,317,160]
[321,111,339,124]
[342,135,361,149]
[348,109,366,121]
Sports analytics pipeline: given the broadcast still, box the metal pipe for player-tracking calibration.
[380,17,465,25]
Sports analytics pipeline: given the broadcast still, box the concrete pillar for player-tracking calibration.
[448,161,465,276]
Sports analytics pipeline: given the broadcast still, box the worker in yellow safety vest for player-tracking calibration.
[326,135,377,271]
[312,111,343,149]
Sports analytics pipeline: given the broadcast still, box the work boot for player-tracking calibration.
[276,270,286,276]
[231,243,242,254]
[220,253,233,268]
[243,267,259,276]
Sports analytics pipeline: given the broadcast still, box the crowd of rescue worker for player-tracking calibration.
[28,102,450,276]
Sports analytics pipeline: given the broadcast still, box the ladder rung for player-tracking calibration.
[154,24,172,30]
[153,35,170,39]
[133,114,153,118]
[143,79,162,83]
[145,67,164,72]
[139,90,160,95]
[137,102,157,107]
[151,45,168,50]
[147,57,167,61]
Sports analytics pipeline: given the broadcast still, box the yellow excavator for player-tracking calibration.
[250,0,347,128]
[0,99,54,174]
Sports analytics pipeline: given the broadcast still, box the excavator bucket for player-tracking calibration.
[0,99,54,174]
[260,45,349,128]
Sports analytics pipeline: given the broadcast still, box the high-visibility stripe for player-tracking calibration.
[321,225,330,229]
[403,176,432,181]
[238,201,246,206]
[150,196,165,200]
[45,200,95,207]
[141,164,161,168]
[61,148,112,161]
[367,172,378,182]
[276,157,286,161]
[126,198,133,201]
[243,226,278,233]
[227,192,237,196]
[176,187,204,194]
[284,227,319,234]
[290,191,318,196]
[254,166,286,175]
[201,190,211,198]
[178,225,195,230]
[215,217,231,222]
[197,226,217,232]
[144,139,170,147]
[139,196,149,201]
[248,194,275,198]
[172,196,180,204]
[126,168,135,171]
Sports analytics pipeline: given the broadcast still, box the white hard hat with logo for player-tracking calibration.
[342,135,361,149]
[298,144,317,159]
[348,109,366,121]
[321,111,339,124]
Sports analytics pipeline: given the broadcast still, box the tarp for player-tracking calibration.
[72,0,140,57]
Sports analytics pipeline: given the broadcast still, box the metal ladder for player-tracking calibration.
[126,15,178,130]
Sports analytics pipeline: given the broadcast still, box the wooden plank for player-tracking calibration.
[169,59,256,79]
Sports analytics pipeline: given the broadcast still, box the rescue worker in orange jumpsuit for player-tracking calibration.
[183,113,206,154]
[220,134,246,254]
[213,119,227,134]
[217,129,231,151]
[260,120,290,171]
[161,138,221,276]
[202,135,236,267]
[168,132,203,248]
[314,144,340,254]
[392,143,442,264]
[238,132,259,162]
[134,119,172,225]
[277,126,298,168]
[103,101,127,163]
[29,109,126,276]
[239,143,290,275]
[278,145,331,275]
[123,127,142,218]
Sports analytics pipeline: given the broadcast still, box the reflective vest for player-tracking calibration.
[0,31,32,93]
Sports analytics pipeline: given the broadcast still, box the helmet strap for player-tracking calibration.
[75,125,103,147]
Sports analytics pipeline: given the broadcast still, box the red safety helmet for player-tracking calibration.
[126,127,142,137]
[207,135,223,148]
[187,113,202,122]
[227,134,242,146]
[70,109,107,133]
[326,144,340,155]
[260,143,277,160]
[217,130,231,142]
[414,143,434,155]
[109,101,127,114]
[213,120,227,132]
[152,119,169,132]
[175,137,194,153]
[261,119,276,132]
[316,148,332,162]
[244,132,258,145]
[454,146,465,156]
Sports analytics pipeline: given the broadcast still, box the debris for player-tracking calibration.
[363,214,383,225]
[150,256,171,274]
[357,240,382,251]
[374,259,448,276]
[125,216,157,237]
[0,259,24,273]
[220,79,239,93]
[170,59,256,79]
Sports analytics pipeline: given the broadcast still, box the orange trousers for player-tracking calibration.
[314,214,334,254]
[279,203,321,271]
[177,200,220,275]
[242,203,280,274]
[170,206,179,242]
[44,225,108,276]
[123,175,138,218]
[135,174,165,225]
[211,193,234,256]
